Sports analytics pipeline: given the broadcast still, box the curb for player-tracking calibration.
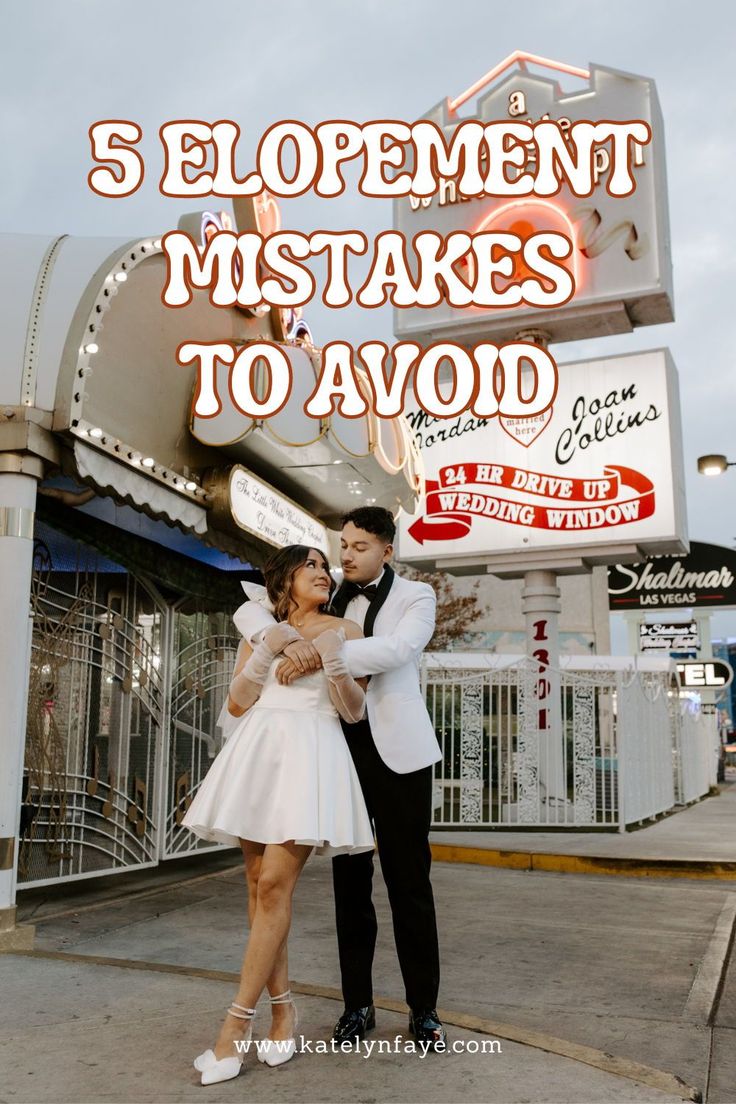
[682,897,736,1024]
[430,843,736,880]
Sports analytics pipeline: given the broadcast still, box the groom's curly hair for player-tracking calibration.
[341,506,396,543]
[263,544,336,623]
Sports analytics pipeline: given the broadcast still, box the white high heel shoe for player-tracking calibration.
[193,1001,256,1085]
[257,989,299,1067]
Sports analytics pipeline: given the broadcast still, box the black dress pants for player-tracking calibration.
[332,717,441,1011]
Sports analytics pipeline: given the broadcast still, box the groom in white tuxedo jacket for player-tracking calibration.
[233,507,446,1049]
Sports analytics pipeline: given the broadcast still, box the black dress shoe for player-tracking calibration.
[331,1004,376,1044]
[408,1007,447,1050]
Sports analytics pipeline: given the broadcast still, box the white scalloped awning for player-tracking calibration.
[74,440,208,534]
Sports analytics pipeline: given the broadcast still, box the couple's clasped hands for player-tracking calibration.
[279,629,351,685]
[277,637,323,684]
[277,623,358,684]
[229,623,364,724]
[274,626,365,723]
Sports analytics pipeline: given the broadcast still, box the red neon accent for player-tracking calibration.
[449,51,590,114]
[408,515,469,544]
[471,198,580,294]
[437,462,613,501]
[613,595,725,604]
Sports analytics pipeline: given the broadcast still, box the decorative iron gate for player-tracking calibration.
[163,609,239,858]
[425,657,620,828]
[20,527,165,887]
[19,522,243,888]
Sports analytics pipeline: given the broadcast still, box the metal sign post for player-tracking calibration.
[521,569,566,811]
[519,332,565,814]
[0,470,38,949]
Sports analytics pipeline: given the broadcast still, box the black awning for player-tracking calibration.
[36,494,262,608]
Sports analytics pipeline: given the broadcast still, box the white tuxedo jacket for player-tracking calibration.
[233,572,441,775]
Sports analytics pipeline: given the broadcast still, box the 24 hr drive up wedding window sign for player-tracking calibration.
[397,349,687,574]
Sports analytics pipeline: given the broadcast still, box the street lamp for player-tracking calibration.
[697,454,736,476]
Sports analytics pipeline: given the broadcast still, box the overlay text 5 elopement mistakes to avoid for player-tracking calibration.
[87,116,651,420]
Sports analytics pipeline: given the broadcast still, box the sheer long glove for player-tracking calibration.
[228,623,303,712]
[312,629,366,723]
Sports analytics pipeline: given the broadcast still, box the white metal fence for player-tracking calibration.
[616,667,674,825]
[424,654,717,831]
[424,656,616,827]
[673,698,718,806]
[163,615,239,859]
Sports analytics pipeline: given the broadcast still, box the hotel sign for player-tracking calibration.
[608,541,736,610]
[676,660,734,691]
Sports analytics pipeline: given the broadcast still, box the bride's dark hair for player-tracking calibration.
[263,545,335,623]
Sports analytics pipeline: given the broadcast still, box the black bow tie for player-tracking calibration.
[342,580,379,601]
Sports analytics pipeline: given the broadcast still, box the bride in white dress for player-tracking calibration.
[182,544,374,1085]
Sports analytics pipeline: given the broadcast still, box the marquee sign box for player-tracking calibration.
[397,348,687,576]
[206,463,330,552]
[394,63,673,346]
[229,467,329,551]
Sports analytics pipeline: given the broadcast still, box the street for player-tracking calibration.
[3,787,736,1103]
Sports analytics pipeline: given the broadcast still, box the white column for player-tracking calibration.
[625,611,641,656]
[694,613,712,658]
[0,468,37,950]
[521,569,566,811]
[693,613,720,781]
[694,613,715,711]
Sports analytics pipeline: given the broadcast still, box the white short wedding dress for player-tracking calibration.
[182,655,375,857]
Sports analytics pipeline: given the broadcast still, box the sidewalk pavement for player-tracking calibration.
[1,783,735,1104]
[430,777,736,879]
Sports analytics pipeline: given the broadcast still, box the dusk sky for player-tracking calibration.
[4,0,735,645]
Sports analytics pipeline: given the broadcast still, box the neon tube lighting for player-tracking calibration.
[449,51,590,114]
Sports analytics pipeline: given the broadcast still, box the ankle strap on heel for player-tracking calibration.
[268,989,293,1004]
[228,1001,257,1020]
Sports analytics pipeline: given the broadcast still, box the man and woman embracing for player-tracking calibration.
[183,506,446,1085]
